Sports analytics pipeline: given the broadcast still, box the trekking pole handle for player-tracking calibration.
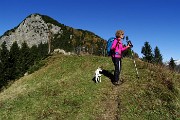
[126,36,133,48]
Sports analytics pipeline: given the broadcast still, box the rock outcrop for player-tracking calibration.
[0,14,62,50]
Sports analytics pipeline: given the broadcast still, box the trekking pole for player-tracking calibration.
[126,36,140,79]
[130,49,139,79]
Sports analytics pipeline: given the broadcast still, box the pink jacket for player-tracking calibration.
[111,38,129,58]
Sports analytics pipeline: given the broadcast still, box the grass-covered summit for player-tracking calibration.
[0,54,179,120]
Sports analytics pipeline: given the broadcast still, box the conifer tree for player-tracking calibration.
[19,41,31,75]
[154,46,163,64]
[30,45,39,61]
[169,57,176,70]
[9,41,21,79]
[141,41,153,62]
[38,42,48,60]
[0,48,3,87]
[0,41,10,86]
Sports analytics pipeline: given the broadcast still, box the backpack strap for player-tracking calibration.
[114,39,120,55]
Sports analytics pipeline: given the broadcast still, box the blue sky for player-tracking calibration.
[0,0,180,62]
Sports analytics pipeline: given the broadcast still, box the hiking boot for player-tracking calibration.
[112,81,122,86]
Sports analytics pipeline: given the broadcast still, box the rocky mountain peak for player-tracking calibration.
[0,13,62,50]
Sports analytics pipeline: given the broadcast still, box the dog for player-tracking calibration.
[94,67,102,83]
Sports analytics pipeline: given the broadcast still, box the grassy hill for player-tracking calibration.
[0,54,179,120]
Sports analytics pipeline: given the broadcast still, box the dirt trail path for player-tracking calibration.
[97,85,121,120]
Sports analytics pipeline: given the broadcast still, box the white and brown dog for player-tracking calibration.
[94,67,102,83]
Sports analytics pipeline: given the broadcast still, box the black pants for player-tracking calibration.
[112,57,122,82]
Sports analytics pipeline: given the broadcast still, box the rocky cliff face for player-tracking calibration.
[0,14,62,50]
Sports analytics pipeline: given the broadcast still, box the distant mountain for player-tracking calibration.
[0,14,56,49]
[175,60,180,65]
[0,13,106,55]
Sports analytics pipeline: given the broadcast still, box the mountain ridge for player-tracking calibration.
[0,13,105,54]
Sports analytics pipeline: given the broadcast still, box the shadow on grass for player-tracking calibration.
[102,69,115,83]
[92,69,115,83]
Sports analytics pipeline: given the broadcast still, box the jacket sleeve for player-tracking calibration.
[111,39,118,50]
[121,46,129,52]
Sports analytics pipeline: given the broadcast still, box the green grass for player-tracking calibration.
[0,54,179,120]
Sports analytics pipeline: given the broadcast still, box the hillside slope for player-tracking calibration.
[0,54,179,120]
